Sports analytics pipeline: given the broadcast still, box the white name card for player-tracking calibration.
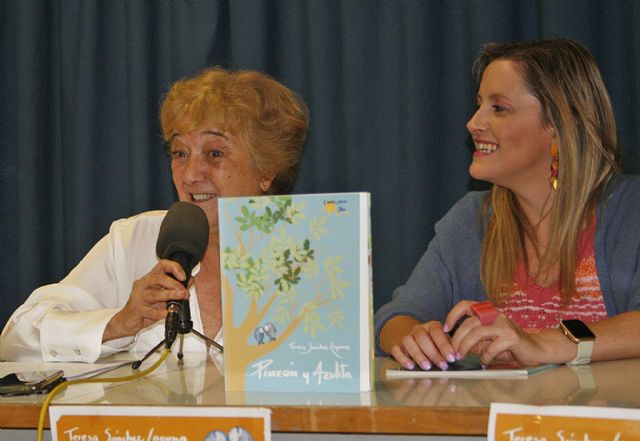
[489,403,640,441]
[50,405,270,441]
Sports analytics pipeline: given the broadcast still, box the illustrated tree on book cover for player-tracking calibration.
[220,196,351,391]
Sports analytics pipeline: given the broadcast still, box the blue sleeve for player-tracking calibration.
[373,192,489,355]
[597,175,640,315]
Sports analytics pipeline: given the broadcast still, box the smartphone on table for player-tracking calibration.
[0,369,65,396]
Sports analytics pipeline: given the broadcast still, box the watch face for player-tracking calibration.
[561,319,595,339]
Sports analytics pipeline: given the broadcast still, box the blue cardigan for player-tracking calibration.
[374,175,640,354]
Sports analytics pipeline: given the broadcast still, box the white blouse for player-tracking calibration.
[0,210,222,363]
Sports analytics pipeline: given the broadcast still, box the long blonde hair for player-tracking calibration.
[475,40,621,304]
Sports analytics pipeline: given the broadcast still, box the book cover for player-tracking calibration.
[219,192,373,393]
[385,355,557,380]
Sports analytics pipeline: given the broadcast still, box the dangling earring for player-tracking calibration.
[549,144,559,190]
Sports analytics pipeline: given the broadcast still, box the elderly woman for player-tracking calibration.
[0,68,309,362]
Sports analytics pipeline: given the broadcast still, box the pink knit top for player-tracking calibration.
[501,218,607,333]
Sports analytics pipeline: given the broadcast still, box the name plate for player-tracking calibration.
[489,403,640,441]
[50,405,270,441]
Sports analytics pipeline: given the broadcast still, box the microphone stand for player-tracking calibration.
[132,299,223,369]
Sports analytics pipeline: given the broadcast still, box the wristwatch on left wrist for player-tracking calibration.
[559,319,595,365]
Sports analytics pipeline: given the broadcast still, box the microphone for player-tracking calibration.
[156,201,209,349]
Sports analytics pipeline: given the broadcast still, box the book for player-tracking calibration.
[218,192,373,393]
[385,355,558,380]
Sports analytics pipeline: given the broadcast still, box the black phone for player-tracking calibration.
[432,357,484,371]
[0,370,66,396]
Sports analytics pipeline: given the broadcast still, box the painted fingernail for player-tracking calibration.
[446,353,456,363]
[455,352,462,360]
[480,364,487,370]
[405,361,415,370]
[442,324,450,333]
[420,361,432,371]
[438,362,449,371]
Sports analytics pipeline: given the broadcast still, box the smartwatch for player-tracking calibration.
[559,319,595,365]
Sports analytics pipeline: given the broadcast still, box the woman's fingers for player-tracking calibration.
[103,261,191,342]
[149,259,187,282]
[390,344,418,370]
[390,322,457,371]
[122,262,191,327]
[136,275,188,301]
[443,300,477,333]
[454,315,522,365]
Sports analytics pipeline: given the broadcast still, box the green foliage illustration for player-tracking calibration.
[222,196,350,341]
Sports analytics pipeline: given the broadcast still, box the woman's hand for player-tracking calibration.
[380,316,458,371]
[444,300,548,367]
[103,260,190,342]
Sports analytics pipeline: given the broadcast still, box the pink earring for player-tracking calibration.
[549,144,559,190]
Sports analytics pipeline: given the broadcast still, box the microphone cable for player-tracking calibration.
[36,348,171,441]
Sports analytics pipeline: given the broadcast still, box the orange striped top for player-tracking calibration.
[501,217,607,333]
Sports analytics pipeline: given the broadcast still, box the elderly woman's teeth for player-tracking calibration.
[192,193,215,201]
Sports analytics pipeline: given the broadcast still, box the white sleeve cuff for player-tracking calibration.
[40,308,130,363]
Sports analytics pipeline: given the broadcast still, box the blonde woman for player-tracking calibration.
[376,39,640,371]
[0,68,308,362]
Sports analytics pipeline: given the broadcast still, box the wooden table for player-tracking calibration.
[1,355,639,436]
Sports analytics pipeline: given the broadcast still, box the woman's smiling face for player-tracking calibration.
[466,59,556,193]
[169,127,272,231]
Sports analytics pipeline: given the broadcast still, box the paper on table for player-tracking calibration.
[385,355,557,380]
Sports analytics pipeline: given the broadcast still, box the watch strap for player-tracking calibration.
[568,339,594,365]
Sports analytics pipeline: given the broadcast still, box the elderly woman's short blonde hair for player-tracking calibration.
[160,67,309,194]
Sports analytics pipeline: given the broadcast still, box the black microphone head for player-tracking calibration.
[156,202,209,275]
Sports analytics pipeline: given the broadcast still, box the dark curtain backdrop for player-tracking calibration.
[1,1,639,327]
